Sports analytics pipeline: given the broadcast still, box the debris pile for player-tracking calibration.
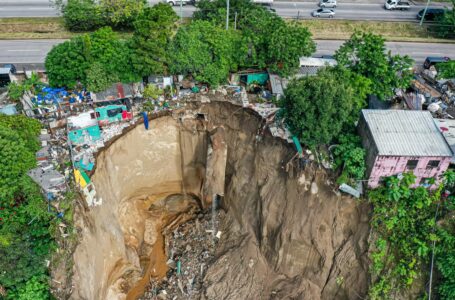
[141,211,224,300]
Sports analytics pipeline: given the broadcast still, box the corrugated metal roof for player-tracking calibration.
[434,119,455,163]
[362,109,453,157]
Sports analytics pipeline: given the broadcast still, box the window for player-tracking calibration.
[427,160,440,168]
[406,160,418,169]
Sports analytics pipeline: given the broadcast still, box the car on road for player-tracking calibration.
[384,0,410,10]
[312,8,335,18]
[319,0,337,8]
[163,0,192,6]
[416,8,445,21]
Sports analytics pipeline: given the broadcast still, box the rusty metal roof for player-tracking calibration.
[362,109,453,157]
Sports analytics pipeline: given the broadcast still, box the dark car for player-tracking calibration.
[417,8,445,21]
[424,56,451,68]
[0,64,16,88]
[3,64,16,74]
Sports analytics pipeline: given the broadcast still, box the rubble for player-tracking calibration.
[140,211,224,300]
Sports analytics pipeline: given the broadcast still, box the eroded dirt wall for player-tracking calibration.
[71,116,206,300]
[71,101,371,300]
[198,102,371,299]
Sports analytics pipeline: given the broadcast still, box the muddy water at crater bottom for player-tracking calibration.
[126,229,167,300]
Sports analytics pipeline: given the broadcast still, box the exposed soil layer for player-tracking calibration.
[71,100,371,300]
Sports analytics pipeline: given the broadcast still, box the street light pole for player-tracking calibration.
[180,0,183,23]
[420,0,431,26]
[226,0,230,30]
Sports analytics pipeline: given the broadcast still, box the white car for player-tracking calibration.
[312,8,335,18]
[163,0,192,6]
[319,0,337,8]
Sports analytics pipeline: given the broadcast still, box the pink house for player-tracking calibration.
[358,109,453,188]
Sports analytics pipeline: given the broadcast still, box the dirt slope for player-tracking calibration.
[70,100,371,300]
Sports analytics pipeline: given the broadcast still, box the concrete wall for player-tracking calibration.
[368,155,451,188]
[358,113,378,178]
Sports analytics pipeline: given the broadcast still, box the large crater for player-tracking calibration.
[71,101,371,300]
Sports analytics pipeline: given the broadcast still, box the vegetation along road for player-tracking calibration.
[0,39,453,68]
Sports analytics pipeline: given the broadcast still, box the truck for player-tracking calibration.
[384,0,410,10]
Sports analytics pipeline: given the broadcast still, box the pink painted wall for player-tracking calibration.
[368,155,451,188]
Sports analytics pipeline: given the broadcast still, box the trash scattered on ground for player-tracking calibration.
[140,210,224,300]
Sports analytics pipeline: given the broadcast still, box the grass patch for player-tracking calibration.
[0,17,76,39]
[296,19,455,43]
[1,17,453,43]
[0,17,136,39]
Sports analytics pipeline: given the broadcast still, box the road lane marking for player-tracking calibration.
[7,49,40,52]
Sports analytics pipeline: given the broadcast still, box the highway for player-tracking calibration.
[0,0,450,21]
[1,39,454,69]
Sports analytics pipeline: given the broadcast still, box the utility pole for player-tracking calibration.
[226,0,230,30]
[420,0,431,26]
[180,0,183,23]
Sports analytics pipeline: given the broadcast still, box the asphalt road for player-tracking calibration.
[0,39,453,69]
[0,0,450,21]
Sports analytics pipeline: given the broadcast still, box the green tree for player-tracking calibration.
[99,0,147,27]
[335,31,413,100]
[45,37,88,88]
[15,276,50,300]
[437,61,455,79]
[130,4,178,77]
[62,0,102,31]
[85,62,113,93]
[195,0,315,76]
[0,116,54,298]
[433,2,455,38]
[194,0,256,25]
[168,20,243,86]
[143,84,163,100]
[366,173,455,299]
[280,68,356,147]
[46,27,138,88]
[266,22,315,76]
[333,134,366,184]
[0,125,37,201]
[7,82,24,101]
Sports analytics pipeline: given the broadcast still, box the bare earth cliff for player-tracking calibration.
[71,100,371,300]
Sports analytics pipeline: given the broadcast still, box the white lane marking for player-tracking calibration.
[7,49,41,52]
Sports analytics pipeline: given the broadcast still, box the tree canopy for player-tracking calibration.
[45,37,88,88]
[168,20,244,86]
[45,27,138,90]
[195,0,315,77]
[58,0,146,31]
[62,0,102,31]
[130,4,179,77]
[437,61,455,79]
[0,116,54,299]
[367,172,455,300]
[335,31,413,100]
[433,1,455,39]
[280,68,356,147]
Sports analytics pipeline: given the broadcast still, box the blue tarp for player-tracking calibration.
[32,87,90,106]
[143,112,149,130]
